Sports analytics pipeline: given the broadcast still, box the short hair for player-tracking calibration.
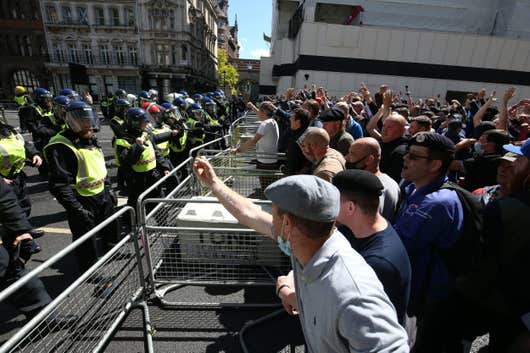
[484,129,510,154]
[394,107,409,119]
[411,115,432,130]
[292,108,310,130]
[259,101,275,116]
[341,191,380,216]
[303,127,329,147]
[305,99,320,116]
[277,208,335,239]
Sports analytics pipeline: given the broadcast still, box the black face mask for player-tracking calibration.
[346,155,368,170]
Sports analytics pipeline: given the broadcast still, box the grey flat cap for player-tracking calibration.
[264,175,340,222]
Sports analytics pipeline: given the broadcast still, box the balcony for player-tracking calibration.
[45,20,89,28]
[45,20,135,30]
[47,54,139,68]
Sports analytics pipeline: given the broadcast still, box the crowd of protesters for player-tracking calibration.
[225,83,530,352]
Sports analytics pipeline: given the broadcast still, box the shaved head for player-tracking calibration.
[351,137,381,159]
[303,127,330,147]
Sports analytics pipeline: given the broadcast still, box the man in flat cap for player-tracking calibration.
[193,157,409,353]
[319,107,354,156]
[394,133,464,352]
[332,170,411,325]
[300,127,345,182]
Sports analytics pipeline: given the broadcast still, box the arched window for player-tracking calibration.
[12,69,40,93]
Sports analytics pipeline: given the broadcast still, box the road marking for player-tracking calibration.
[38,227,71,235]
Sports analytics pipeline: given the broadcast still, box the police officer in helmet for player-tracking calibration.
[44,101,116,274]
[114,108,170,209]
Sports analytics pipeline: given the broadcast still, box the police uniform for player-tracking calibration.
[44,129,115,273]
[14,92,32,132]
[0,179,51,318]
[114,127,171,209]
[0,124,40,216]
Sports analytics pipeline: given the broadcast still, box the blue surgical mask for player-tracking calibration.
[473,142,483,155]
[273,217,292,257]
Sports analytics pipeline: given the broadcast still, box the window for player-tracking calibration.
[12,70,40,93]
[54,44,65,62]
[18,36,26,56]
[171,45,178,65]
[156,44,169,66]
[83,44,93,64]
[95,7,105,25]
[125,7,135,26]
[100,45,110,64]
[114,45,124,64]
[62,6,72,23]
[110,8,119,26]
[25,36,32,56]
[46,5,57,23]
[169,10,175,30]
[68,44,78,62]
[181,44,187,62]
[128,46,137,65]
[77,7,88,25]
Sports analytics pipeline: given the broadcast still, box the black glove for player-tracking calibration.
[109,189,118,207]
[18,239,42,261]
[74,208,94,223]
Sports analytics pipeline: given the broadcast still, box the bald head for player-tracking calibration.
[347,137,382,173]
[381,112,407,143]
[303,127,330,146]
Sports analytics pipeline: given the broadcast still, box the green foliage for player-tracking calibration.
[217,48,239,90]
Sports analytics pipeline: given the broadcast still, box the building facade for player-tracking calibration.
[214,0,239,61]
[261,0,530,101]
[138,0,218,96]
[40,0,217,100]
[0,0,50,101]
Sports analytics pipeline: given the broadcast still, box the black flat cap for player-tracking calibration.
[319,108,345,122]
[332,170,384,196]
[408,133,455,154]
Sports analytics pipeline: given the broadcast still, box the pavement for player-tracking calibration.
[0,109,489,352]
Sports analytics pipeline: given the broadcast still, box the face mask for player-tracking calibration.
[346,155,368,170]
[274,216,292,257]
[473,142,483,155]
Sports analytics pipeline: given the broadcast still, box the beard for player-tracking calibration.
[509,167,530,194]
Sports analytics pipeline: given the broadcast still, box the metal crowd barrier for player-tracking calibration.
[137,134,290,308]
[0,207,154,353]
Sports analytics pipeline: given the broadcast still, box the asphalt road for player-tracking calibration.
[0,108,488,352]
[0,109,293,353]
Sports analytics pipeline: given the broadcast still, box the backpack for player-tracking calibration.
[437,181,485,276]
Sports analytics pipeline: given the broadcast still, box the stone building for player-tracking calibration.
[40,0,217,100]
[215,0,239,61]
[0,0,50,101]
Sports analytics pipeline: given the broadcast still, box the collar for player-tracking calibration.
[298,229,342,283]
[406,175,448,198]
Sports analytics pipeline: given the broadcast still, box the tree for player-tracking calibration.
[217,48,239,92]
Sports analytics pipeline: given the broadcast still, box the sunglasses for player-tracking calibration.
[406,151,431,161]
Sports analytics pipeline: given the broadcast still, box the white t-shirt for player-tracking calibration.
[256,118,279,163]
[377,173,401,222]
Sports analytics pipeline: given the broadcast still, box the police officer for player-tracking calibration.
[173,97,189,119]
[114,108,171,209]
[185,103,207,149]
[108,89,127,121]
[0,122,43,218]
[13,86,32,133]
[44,101,116,273]
[26,88,57,176]
[162,103,190,180]
[0,178,51,319]
[110,98,131,191]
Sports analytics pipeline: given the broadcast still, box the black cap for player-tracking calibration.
[474,121,496,139]
[408,133,456,154]
[332,170,384,197]
[319,108,345,122]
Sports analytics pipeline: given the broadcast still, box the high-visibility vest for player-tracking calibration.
[186,118,205,144]
[14,95,29,109]
[44,134,107,197]
[36,106,57,125]
[0,132,26,178]
[152,124,172,157]
[114,132,157,172]
[169,130,188,153]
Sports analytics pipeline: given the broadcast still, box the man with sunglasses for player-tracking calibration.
[394,133,464,352]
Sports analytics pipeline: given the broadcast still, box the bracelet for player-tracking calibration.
[276,284,291,297]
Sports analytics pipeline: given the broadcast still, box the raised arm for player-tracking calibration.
[473,91,495,128]
[367,90,392,141]
[498,87,515,132]
[193,157,273,238]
